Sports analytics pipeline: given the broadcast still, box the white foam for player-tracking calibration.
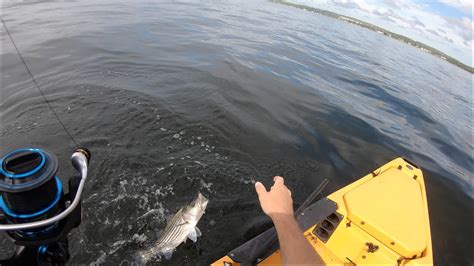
[90,252,107,265]
[119,180,128,191]
[200,179,213,192]
[111,194,126,203]
[154,184,174,197]
[193,161,206,167]
[112,240,127,248]
[138,195,149,210]
[132,233,148,243]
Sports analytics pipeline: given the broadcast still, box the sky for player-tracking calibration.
[288,0,473,67]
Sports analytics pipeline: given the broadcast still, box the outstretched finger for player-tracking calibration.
[255,182,268,197]
[273,176,284,186]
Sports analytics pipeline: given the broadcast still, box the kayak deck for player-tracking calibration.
[212,157,433,265]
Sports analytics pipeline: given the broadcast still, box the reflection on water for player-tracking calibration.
[1,0,472,265]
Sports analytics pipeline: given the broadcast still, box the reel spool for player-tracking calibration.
[0,147,90,264]
[0,148,64,241]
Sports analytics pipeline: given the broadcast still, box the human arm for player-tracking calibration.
[255,176,324,265]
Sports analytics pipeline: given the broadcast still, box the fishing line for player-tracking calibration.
[2,19,79,147]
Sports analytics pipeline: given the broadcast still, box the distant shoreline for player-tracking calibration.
[273,0,473,74]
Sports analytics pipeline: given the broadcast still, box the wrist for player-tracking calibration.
[269,213,296,226]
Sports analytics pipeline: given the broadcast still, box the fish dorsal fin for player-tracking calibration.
[155,229,163,239]
[166,208,183,224]
[165,214,174,223]
[187,227,201,243]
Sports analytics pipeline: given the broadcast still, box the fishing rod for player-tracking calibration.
[1,19,91,265]
[1,19,79,147]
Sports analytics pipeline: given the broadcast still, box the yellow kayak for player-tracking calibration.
[212,157,433,265]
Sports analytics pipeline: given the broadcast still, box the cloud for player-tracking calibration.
[330,0,375,12]
[373,9,397,23]
[439,0,472,14]
[288,0,473,66]
[443,16,473,42]
[426,28,440,36]
[461,16,474,32]
[330,0,361,10]
[411,16,425,28]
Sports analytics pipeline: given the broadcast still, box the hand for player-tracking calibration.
[255,176,294,219]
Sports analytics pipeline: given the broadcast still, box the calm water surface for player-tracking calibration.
[1,1,472,265]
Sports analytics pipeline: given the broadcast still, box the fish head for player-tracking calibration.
[183,192,208,219]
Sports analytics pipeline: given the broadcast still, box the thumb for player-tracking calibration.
[255,182,267,197]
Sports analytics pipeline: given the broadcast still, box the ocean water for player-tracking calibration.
[1,0,472,265]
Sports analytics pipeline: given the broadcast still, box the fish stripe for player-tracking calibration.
[143,195,207,260]
[167,216,182,240]
[169,224,182,242]
[159,209,185,244]
[165,224,176,242]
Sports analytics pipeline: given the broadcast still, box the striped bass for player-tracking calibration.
[139,192,209,261]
